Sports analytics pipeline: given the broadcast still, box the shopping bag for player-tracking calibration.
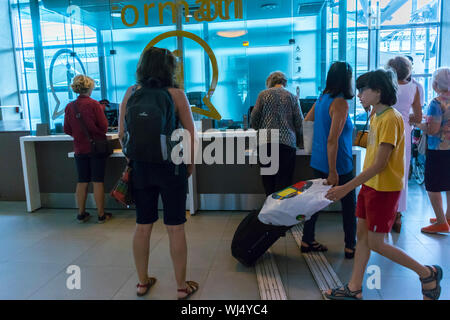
[418,134,427,155]
[110,166,133,207]
[258,179,333,227]
[302,121,314,154]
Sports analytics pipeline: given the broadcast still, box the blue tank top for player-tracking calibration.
[310,94,353,175]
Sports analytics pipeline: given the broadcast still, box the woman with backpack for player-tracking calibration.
[119,47,198,299]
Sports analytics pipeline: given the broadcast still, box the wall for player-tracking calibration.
[0,131,28,201]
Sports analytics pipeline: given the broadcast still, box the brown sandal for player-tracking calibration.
[136,277,157,297]
[177,281,199,300]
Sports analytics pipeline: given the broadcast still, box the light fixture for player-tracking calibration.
[111,5,122,18]
[261,3,278,10]
[217,30,248,38]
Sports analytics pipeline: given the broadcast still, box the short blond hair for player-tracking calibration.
[71,75,95,94]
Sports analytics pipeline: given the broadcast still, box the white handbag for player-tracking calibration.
[302,121,314,154]
[418,134,427,155]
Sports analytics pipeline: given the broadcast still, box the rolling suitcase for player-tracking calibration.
[231,210,291,267]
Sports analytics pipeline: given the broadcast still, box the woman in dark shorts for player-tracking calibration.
[416,68,450,234]
[119,47,198,298]
[64,75,112,224]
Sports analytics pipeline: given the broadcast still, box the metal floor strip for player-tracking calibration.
[255,249,288,300]
[291,224,343,299]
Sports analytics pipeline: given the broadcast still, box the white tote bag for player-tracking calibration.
[302,121,314,154]
[258,179,333,227]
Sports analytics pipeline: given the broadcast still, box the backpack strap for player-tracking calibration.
[72,101,93,143]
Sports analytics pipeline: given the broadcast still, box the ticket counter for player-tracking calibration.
[20,130,365,214]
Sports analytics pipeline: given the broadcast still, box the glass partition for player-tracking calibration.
[7,0,443,133]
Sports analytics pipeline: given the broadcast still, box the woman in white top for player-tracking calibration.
[387,56,423,232]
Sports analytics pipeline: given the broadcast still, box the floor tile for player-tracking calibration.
[28,266,135,300]
[200,270,260,300]
[8,233,105,265]
[0,262,65,299]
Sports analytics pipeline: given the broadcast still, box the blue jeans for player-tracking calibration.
[302,169,357,249]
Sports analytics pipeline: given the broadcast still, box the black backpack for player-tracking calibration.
[122,86,177,163]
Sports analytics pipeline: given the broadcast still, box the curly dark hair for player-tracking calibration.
[136,47,178,88]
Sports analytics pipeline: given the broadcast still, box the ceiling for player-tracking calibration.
[40,0,327,30]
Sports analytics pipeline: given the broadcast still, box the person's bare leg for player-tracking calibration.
[76,183,89,214]
[325,219,369,299]
[166,224,189,298]
[347,219,371,296]
[367,232,436,300]
[446,191,450,219]
[93,182,105,217]
[133,223,153,295]
[428,191,447,225]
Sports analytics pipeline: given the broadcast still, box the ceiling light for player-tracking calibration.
[217,30,248,38]
[111,12,121,18]
[261,3,278,10]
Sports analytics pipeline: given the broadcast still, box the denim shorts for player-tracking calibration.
[131,161,188,226]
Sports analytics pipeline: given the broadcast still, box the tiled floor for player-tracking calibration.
[0,182,448,300]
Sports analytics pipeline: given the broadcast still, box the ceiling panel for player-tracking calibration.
[41,0,326,30]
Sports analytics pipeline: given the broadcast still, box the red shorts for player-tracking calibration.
[356,185,401,233]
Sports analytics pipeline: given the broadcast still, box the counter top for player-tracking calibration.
[68,146,365,158]
[198,129,256,138]
[20,133,119,142]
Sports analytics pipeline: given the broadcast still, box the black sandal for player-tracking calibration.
[324,284,362,300]
[420,265,443,300]
[301,241,328,253]
[344,248,356,259]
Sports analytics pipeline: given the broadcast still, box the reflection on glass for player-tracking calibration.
[5,0,442,133]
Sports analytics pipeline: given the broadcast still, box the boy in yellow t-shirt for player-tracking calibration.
[324,69,443,300]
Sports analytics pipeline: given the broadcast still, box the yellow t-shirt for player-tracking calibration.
[363,107,405,192]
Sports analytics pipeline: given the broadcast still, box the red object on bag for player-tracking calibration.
[110,166,133,207]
